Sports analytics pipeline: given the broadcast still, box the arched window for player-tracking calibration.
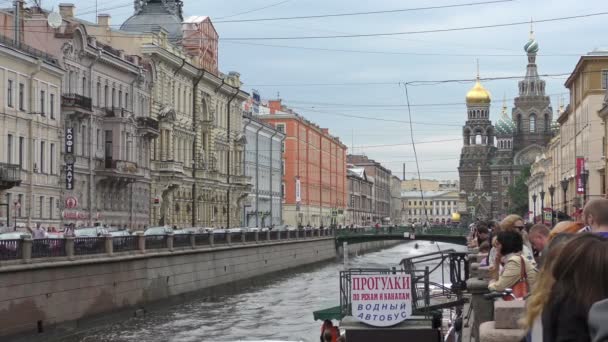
[517,114,522,132]
[475,134,482,145]
[530,114,536,133]
[544,113,550,132]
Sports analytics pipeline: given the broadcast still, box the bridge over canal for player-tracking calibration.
[335,227,469,247]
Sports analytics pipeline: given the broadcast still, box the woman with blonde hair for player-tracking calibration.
[548,221,584,241]
[522,233,574,341]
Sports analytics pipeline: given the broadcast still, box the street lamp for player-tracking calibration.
[532,193,538,223]
[581,169,589,205]
[540,190,545,224]
[561,178,569,216]
[548,185,556,226]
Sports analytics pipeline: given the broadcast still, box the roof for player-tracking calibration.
[401,190,459,199]
[184,16,209,23]
[564,51,608,87]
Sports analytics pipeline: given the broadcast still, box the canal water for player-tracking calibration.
[70,241,465,342]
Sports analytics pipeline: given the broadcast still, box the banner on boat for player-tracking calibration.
[351,274,412,327]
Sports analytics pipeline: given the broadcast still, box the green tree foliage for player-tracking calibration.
[508,166,531,216]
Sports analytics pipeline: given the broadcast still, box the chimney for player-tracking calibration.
[268,100,282,115]
[97,14,110,27]
[59,3,74,18]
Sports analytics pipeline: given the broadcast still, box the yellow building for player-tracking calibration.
[401,179,459,192]
[558,51,608,214]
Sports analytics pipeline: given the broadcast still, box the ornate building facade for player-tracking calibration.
[459,29,554,220]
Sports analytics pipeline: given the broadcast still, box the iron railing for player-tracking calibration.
[194,233,210,245]
[269,231,279,240]
[74,237,105,255]
[173,234,191,248]
[62,94,92,111]
[145,235,167,250]
[213,233,227,244]
[244,232,257,242]
[0,34,59,65]
[113,235,138,253]
[31,239,66,258]
[0,163,21,183]
[0,239,21,260]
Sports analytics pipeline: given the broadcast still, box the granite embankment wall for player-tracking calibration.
[0,237,403,338]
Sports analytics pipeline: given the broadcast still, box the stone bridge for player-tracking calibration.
[335,226,469,247]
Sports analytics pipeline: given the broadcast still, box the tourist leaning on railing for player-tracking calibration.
[487,230,538,294]
[522,233,574,342]
[540,233,608,342]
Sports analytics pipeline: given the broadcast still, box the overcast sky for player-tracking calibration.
[45,0,608,180]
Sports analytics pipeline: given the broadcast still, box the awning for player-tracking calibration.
[313,306,344,321]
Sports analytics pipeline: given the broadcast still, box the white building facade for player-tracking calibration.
[242,113,284,227]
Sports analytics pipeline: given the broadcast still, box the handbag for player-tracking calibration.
[503,256,529,301]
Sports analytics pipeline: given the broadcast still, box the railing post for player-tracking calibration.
[166,232,174,251]
[266,230,271,241]
[65,237,75,259]
[21,236,32,263]
[241,231,246,244]
[295,229,300,239]
[190,232,196,248]
[255,231,259,243]
[137,232,145,253]
[227,232,232,245]
[278,230,282,240]
[209,233,214,247]
[104,234,113,256]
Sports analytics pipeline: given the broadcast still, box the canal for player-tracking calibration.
[69,241,465,342]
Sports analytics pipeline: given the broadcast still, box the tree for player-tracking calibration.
[507,166,531,217]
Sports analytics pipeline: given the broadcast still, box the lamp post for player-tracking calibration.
[540,190,545,224]
[581,169,589,205]
[548,185,556,226]
[561,178,569,216]
[532,193,538,223]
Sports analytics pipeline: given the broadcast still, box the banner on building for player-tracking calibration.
[65,161,74,190]
[65,127,74,154]
[576,157,585,194]
[295,177,301,203]
[351,274,412,327]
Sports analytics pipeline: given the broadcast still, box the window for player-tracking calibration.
[82,77,87,96]
[517,114,522,132]
[7,134,13,163]
[18,137,24,169]
[503,176,509,185]
[49,197,54,219]
[97,129,101,151]
[18,83,24,110]
[119,90,123,108]
[276,123,285,133]
[530,114,536,133]
[50,143,55,174]
[39,196,44,218]
[282,163,285,176]
[40,90,45,115]
[111,88,116,108]
[104,85,109,107]
[17,194,23,217]
[125,92,128,110]
[50,94,55,119]
[7,79,13,107]
[281,142,285,153]
[97,82,101,106]
[40,141,45,173]
[281,183,286,199]
[602,70,608,89]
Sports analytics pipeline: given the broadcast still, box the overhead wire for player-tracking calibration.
[215,0,293,20]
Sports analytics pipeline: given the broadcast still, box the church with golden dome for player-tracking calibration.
[458,28,555,220]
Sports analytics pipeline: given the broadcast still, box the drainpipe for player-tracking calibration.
[279,133,285,225]
[128,68,143,230]
[269,130,278,228]
[27,59,42,228]
[252,120,263,227]
[226,87,239,228]
[87,50,101,226]
[191,69,205,226]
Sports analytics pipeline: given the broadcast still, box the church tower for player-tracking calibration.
[458,69,495,220]
[512,22,554,156]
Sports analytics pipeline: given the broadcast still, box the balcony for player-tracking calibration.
[137,117,160,139]
[62,94,93,119]
[96,159,145,183]
[153,161,185,175]
[103,107,133,118]
[0,163,21,190]
[200,113,216,130]
[230,174,252,185]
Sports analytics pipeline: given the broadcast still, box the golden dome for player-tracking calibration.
[451,212,461,222]
[466,79,492,104]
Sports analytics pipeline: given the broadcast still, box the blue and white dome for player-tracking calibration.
[524,38,539,54]
[495,114,516,136]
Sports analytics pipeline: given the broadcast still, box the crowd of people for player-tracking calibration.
[468,198,608,342]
